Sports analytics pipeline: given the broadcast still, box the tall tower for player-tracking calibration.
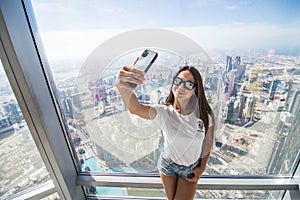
[244,94,255,122]
[267,90,300,174]
[225,97,235,123]
[233,56,241,69]
[2,99,23,124]
[268,79,280,100]
[236,93,246,121]
[226,56,232,73]
[288,90,300,115]
[227,69,236,98]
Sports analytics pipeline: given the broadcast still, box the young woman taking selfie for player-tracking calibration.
[115,64,215,200]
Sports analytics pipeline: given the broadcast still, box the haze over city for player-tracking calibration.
[31,0,300,69]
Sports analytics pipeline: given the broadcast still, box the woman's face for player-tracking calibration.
[172,70,196,102]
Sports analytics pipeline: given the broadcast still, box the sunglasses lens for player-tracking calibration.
[173,77,195,90]
[185,82,195,90]
[173,77,182,86]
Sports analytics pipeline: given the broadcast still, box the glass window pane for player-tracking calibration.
[0,60,53,198]
[30,0,300,182]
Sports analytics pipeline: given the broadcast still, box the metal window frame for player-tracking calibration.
[0,0,299,200]
[0,0,85,199]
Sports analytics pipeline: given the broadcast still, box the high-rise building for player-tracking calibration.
[267,91,300,174]
[2,99,23,124]
[233,56,241,69]
[268,79,280,100]
[227,69,237,98]
[225,56,245,99]
[236,93,246,122]
[288,90,300,114]
[244,94,255,121]
[226,56,232,73]
[225,97,235,123]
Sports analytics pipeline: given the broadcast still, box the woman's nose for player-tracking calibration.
[177,82,186,89]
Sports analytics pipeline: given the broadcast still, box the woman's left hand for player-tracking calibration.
[186,167,202,183]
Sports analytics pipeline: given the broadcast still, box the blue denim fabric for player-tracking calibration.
[158,155,201,179]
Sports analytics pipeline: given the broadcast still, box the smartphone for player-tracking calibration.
[129,49,158,88]
[187,172,195,179]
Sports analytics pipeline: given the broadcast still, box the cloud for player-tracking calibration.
[225,5,240,10]
[33,2,76,14]
[188,0,221,8]
[92,4,125,13]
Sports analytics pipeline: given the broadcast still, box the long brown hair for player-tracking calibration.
[165,66,212,132]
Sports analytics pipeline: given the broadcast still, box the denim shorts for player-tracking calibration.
[158,155,201,179]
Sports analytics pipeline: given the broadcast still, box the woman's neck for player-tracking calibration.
[173,99,192,115]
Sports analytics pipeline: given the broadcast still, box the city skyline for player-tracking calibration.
[1,50,299,198]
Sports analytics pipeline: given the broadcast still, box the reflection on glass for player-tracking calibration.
[76,48,200,174]
[0,61,51,198]
[54,43,300,177]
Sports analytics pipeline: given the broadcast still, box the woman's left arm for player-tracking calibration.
[186,115,215,183]
[186,153,210,183]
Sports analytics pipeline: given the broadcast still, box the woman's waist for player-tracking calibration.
[162,152,201,168]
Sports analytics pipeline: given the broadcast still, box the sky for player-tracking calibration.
[32,0,300,30]
[31,0,300,63]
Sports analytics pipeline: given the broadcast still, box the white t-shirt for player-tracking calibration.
[152,104,214,166]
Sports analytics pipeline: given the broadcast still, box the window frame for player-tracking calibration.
[0,0,84,199]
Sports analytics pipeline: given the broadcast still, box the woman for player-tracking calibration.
[116,65,214,200]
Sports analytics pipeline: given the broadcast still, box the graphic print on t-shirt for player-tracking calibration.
[197,119,205,134]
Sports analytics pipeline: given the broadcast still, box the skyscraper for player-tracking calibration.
[268,79,280,100]
[288,90,300,115]
[267,90,300,174]
[226,56,232,73]
[233,56,241,69]
[244,94,255,122]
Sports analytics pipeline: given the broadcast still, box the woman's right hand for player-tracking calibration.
[115,66,145,91]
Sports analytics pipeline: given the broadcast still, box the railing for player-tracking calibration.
[77,174,299,190]
[77,174,299,199]
[7,175,300,200]
[6,181,56,200]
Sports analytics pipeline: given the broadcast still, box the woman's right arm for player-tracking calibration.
[115,66,157,120]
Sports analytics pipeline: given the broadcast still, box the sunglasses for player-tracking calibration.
[173,77,196,90]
